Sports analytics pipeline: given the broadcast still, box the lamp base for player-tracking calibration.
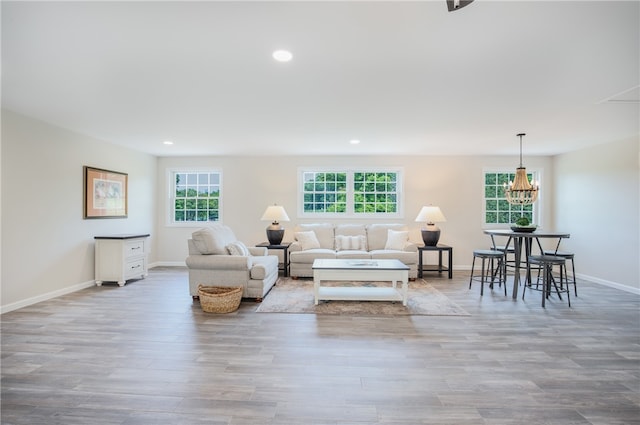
[421,227,441,246]
[266,224,285,246]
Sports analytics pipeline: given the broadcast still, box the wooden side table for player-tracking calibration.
[256,242,290,277]
[418,244,453,279]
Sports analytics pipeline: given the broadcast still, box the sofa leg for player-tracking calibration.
[192,295,199,301]
[255,297,263,303]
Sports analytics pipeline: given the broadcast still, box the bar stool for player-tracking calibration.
[525,255,570,307]
[543,249,576,296]
[469,249,507,296]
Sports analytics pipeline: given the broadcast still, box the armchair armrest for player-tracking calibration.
[249,246,267,256]
[289,242,302,252]
[186,254,251,271]
[402,242,418,252]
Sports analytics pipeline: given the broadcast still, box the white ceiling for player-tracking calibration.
[2,0,639,157]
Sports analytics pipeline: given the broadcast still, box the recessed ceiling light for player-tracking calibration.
[349,139,361,145]
[163,140,173,145]
[272,50,293,62]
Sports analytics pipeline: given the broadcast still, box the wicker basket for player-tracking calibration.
[197,285,243,313]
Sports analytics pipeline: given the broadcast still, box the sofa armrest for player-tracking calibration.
[289,242,302,252]
[402,242,418,252]
[185,254,251,271]
[248,246,267,256]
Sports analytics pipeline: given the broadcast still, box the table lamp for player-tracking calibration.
[415,206,447,246]
[260,204,290,245]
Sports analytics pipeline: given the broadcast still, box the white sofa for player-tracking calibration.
[288,223,419,279]
[185,225,279,301]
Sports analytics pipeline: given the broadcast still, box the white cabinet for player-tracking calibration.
[95,234,150,286]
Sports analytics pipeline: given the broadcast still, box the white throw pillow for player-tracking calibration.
[226,241,249,256]
[335,234,367,251]
[295,231,321,250]
[384,229,409,250]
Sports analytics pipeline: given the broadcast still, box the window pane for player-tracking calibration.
[172,171,221,223]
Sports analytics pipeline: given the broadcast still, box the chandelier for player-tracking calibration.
[504,133,539,205]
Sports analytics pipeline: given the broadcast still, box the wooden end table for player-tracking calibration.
[418,244,453,279]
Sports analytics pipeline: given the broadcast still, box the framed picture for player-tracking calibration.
[83,166,128,219]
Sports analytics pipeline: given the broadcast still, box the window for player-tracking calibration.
[484,170,539,225]
[302,171,347,213]
[170,170,221,224]
[299,168,402,218]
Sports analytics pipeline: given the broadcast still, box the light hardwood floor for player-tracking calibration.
[2,267,639,425]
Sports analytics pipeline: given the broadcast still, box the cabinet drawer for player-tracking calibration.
[125,240,145,258]
[124,258,146,279]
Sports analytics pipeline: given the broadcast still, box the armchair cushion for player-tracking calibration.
[249,256,276,279]
[192,225,237,255]
[226,241,249,256]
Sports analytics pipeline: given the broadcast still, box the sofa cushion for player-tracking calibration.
[289,248,336,263]
[370,250,417,264]
[226,241,249,256]
[385,229,409,250]
[336,250,371,260]
[295,231,321,250]
[335,234,368,251]
[296,223,335,249]
[366,224,407,251]
[335,224,366,237]
[192,225,237,255]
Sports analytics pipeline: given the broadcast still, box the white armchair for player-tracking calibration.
[185,225,279,301]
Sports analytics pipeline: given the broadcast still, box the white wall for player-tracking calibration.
[2,110,636,313]
[1,110,157,312]
[155,154,555,272]
[554,137,639,291]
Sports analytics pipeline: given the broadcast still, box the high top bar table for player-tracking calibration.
[483,229,570,300]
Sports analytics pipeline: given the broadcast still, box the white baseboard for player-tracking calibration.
[150,261,187,267]
[1,263,187,314]
[454,266,639,295]
[576,273,640,295]
[1,279,95,314]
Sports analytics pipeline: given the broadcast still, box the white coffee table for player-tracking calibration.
[312,259,410,306]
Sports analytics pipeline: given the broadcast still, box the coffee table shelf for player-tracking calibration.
[312,259,409,306]
[316,286,405,303]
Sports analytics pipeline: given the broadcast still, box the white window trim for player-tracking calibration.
[297,167,404,219]
[482,167,543,229]
[165,167,223,227]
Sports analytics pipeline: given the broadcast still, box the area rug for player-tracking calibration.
[255,279,469,316]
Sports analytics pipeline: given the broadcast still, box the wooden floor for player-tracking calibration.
[2,267,639,425]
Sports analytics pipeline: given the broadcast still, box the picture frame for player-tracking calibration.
[83,166,128,219]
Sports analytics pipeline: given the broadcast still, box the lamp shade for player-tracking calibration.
[260,205,290,224]
[415,206,446,225]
